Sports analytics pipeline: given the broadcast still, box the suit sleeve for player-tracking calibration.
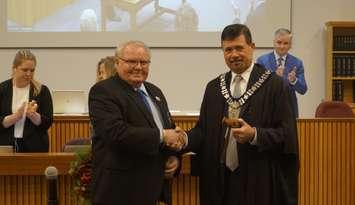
[256,56,263,65]
[89,83,161,156]
[36,85,53,130]
[255,78,298,154]
[291,60,307,95]
[185,85,208,153]
[0,83,7,131]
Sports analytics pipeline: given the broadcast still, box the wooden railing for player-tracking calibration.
[0,116,354,205]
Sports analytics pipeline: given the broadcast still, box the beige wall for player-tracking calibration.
[1,0,355,118]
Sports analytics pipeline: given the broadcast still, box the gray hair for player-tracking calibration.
[115,41,151,58]
[274,28,292,38]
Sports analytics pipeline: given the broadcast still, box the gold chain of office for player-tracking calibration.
[219,70,271,110]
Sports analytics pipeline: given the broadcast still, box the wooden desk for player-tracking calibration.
[0,153,74,175]
[0,153,76,205]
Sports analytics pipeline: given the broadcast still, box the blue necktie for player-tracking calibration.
[137,89,152,113]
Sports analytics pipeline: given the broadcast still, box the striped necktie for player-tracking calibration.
[277,57,284,67]
[225,74,243,171]
[233,74,242,98]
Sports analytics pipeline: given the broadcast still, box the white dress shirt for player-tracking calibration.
[12,85,30,138]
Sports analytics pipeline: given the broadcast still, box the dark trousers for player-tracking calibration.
[222,166,242,205]
[13,138,25,152]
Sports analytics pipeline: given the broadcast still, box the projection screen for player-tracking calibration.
[0,0,291,48]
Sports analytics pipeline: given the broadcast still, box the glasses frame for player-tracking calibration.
[118,57,151,67]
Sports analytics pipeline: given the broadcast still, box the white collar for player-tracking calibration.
[231,62,253,83]
[137,84,148,96]
[273,50,287,61]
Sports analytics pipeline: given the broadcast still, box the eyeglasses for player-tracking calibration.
[119,57,151,67]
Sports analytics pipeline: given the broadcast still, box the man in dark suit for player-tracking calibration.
[184,24,299,205]
[89,41,185,205]
[257,28,308,118]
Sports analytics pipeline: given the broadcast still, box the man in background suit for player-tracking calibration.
[89,41,185,205]
[257,28,308,117]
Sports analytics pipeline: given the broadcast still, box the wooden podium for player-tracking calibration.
[0,153,76,205]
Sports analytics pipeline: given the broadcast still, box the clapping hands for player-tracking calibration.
[15,100,38,120]
[162,127,187,151]
[26,100,38,118]
[3,100,40,128]
[14,102,26,120]
[275,66,284,77]
[288,67,297,83]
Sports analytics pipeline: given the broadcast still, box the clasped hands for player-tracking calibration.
[15,100,38,120]
[162,127,187,151]
[229,118,256,144]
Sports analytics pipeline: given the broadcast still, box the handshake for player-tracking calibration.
[162,127,187,151]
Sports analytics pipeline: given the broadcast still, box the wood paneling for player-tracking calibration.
[297,118,355,205]
[0,175,79,205]
[49,115,90,153]
[2,116,354,205]
[0,153,78,205]
[0,153,74,175]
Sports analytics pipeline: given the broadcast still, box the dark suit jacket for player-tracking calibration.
[187,64,299,205]
[0,79,53,152]
[257,52,308,117]
[89,75,175,205]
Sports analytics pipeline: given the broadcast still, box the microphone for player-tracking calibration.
[44,166,59,205]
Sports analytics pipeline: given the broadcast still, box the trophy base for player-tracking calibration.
[222,117,241,128]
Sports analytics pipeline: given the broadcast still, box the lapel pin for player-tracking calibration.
[155,96,161,101]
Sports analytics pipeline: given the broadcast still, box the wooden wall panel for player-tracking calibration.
[0,153,78,205]
[0,175,78,205]
[48,115,195,153]
[297,119,355,205]
[49,116,355,205]
[2,116,354,205]
[48,116,90,153]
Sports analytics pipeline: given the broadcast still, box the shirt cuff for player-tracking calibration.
[249,127,258,145]
[290,78,298,85]
[160,128,164,143]
[182,131,188,148]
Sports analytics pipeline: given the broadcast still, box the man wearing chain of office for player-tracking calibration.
[183,23,299,205]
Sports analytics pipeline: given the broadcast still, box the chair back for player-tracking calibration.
[62,138,91,152]
[315,101,354,118]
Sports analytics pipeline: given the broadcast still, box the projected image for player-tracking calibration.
[7,0,279,32]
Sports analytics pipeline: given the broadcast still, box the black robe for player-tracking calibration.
[187,64,299,205]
